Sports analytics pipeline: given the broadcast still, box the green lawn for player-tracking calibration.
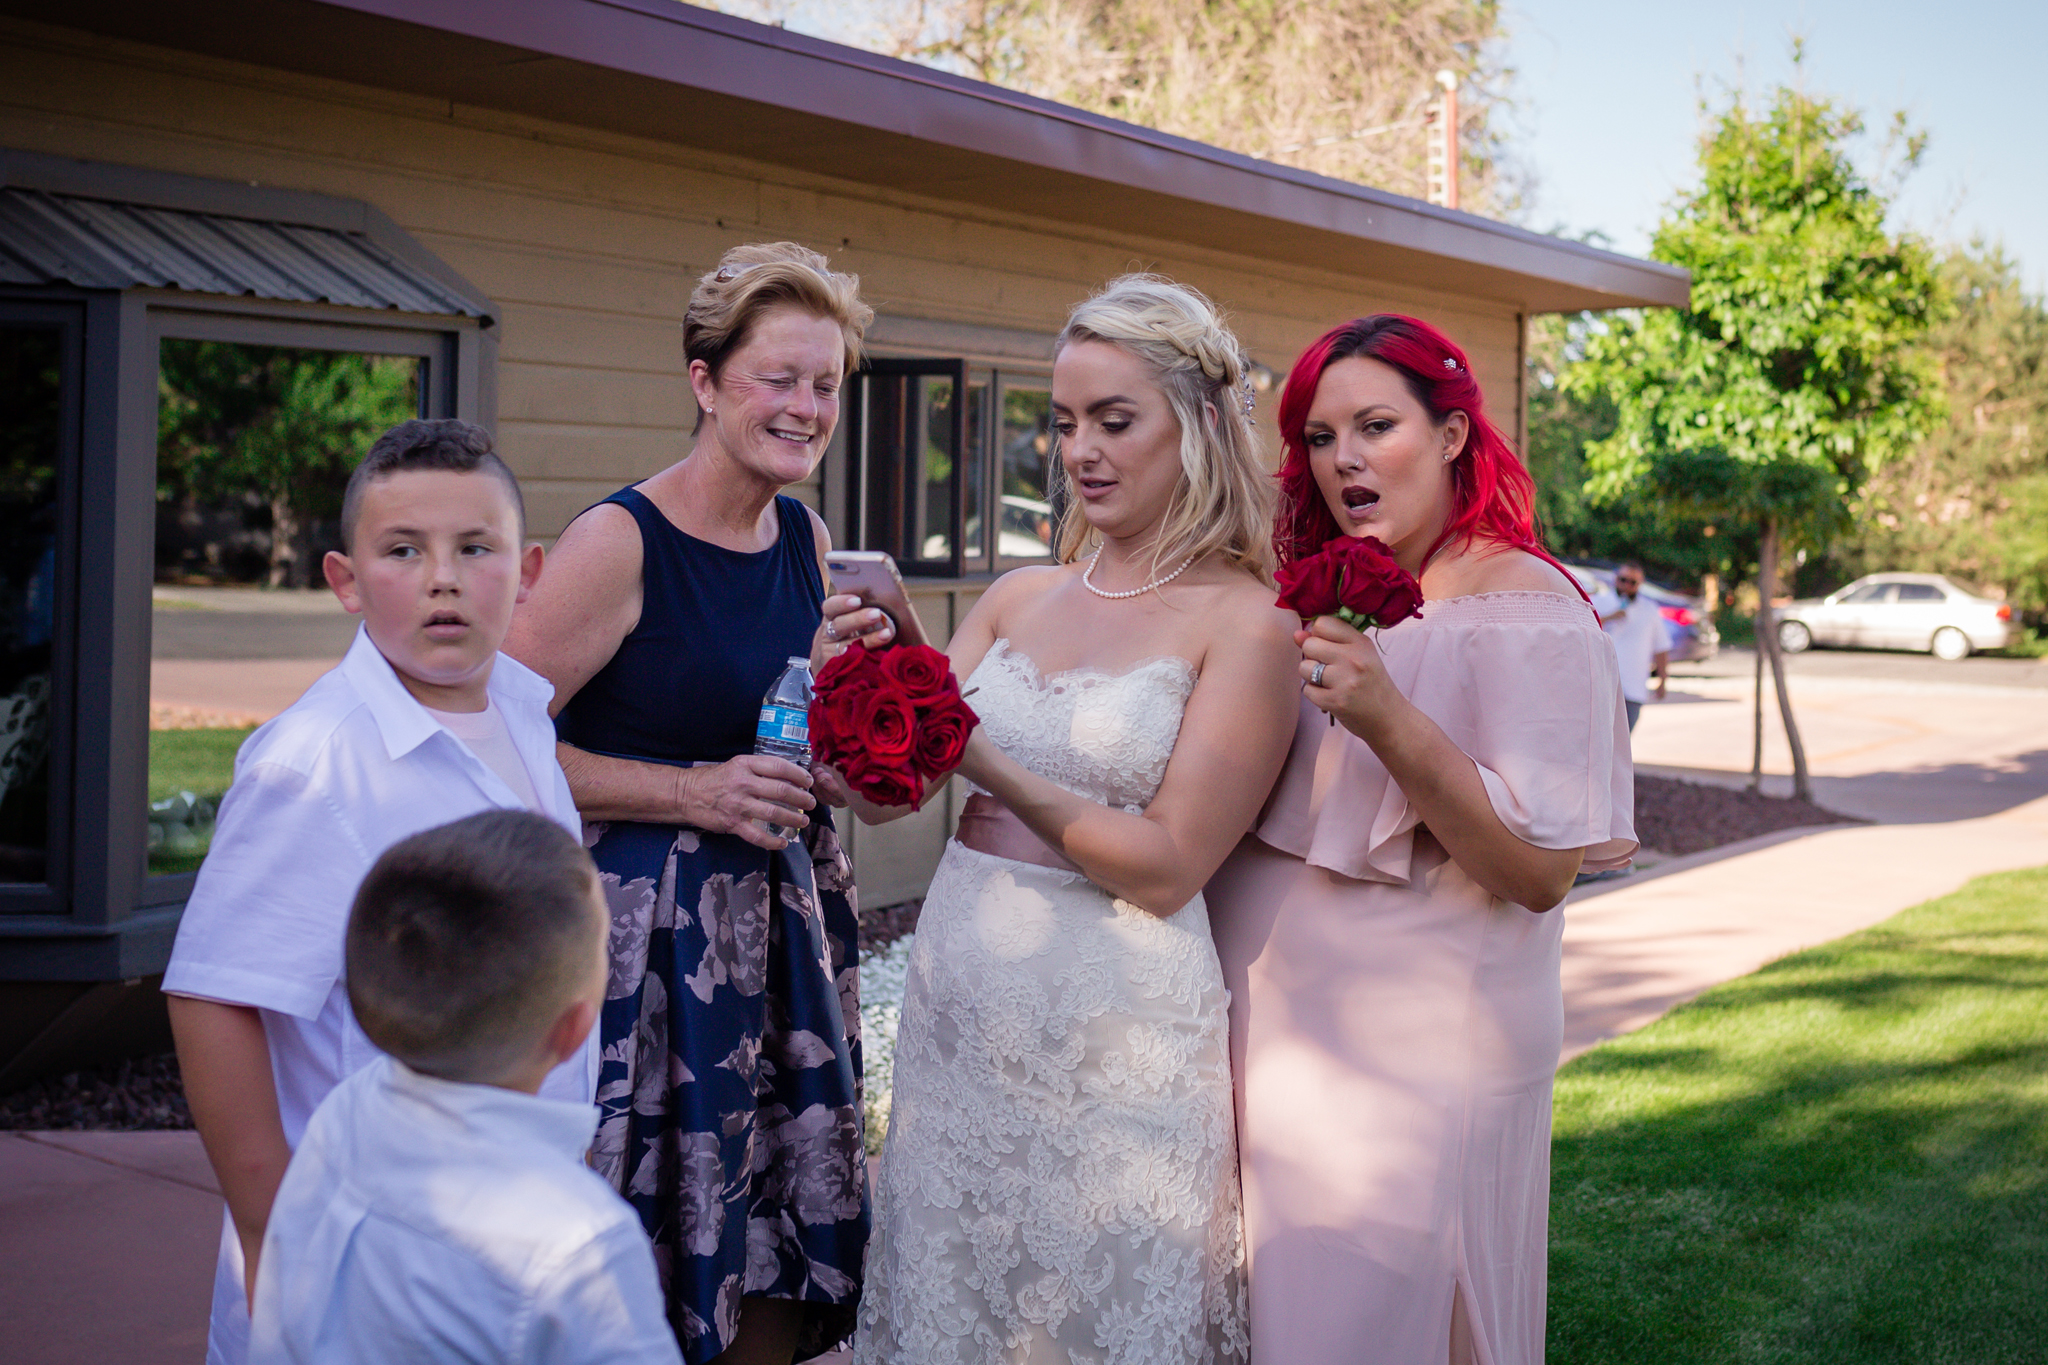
[147,727,252,874]
[147,727,252,802]
[1549,866,2048,1363]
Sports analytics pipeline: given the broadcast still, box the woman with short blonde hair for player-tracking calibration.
[847,274,1301,1363]
[510,241,877,1365]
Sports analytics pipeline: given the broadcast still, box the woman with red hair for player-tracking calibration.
[1206,316,1636,1364]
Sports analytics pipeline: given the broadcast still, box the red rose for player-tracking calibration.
[880,644,955,704]
[817,643,885,694]
[848,753,925,809]
[911,697,976,776]
[1328,536,1423,629]
[1275,550,1344,619]
[1276,535,1423,630]
[854,685,918,761]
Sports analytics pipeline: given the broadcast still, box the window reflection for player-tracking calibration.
[0,325,60,886]
[997,384,1055,563]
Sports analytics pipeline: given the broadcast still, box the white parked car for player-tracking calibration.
[1777,573,2016,661]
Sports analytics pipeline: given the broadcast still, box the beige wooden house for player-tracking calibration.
[0,0,1684,1032]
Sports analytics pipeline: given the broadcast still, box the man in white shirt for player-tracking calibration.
[249,811,680,1365]
[1600,560,1673,731]
[162,421,594,1364]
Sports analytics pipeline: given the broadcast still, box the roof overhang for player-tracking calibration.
[2,0,1688,313]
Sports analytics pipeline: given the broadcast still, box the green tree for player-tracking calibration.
[158,343,418,587]
[1841,243,2048,615]
[1566,65,1947,799]
[1527,311,1755,589]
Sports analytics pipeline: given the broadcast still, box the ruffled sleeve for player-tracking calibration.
[1253,591,1637,886]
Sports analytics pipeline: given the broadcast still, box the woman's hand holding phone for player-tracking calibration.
[821,593,896,650]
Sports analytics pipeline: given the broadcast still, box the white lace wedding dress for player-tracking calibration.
[854,639,1248,1365]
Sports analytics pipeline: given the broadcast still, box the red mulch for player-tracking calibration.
[1633,773,1861,856]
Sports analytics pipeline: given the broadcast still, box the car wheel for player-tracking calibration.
[1931,627,1972,662]
[1778,619,1813,654]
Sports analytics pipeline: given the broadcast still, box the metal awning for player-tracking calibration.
[0,186,486,318]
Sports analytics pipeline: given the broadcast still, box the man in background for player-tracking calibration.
[1601,560,1671,732]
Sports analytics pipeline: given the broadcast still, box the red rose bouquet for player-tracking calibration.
[1275,535,1425,631]
[810,642,978,810]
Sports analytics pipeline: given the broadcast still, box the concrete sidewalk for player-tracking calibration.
[0,1132,219,1362]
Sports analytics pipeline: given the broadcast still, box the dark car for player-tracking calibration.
[1562,563,1720,663]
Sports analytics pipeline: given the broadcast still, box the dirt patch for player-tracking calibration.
[0,1053,192,1132]
[1635,774,1862,857]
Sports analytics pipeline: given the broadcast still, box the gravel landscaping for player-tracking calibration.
[0,1053,191,1132]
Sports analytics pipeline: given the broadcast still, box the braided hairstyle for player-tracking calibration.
[1054,275,1276,583]
[1274,314,1580,594]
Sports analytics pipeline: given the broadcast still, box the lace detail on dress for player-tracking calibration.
[854,637,1247,1365]
[964,639,1199,814]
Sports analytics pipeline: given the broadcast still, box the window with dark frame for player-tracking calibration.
[839,359,1057,579]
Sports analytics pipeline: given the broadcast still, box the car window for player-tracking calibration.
[1838,582,1888,604]
[1895,583,1945,603]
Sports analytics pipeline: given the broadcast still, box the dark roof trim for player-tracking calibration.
[331,0,1688,310]
[0,147,496,321]
[1,0,1685,311]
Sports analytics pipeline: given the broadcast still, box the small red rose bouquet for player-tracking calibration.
[809,643,979,810]
[1275,535,1425,631]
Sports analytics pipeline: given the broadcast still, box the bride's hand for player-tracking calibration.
[1298,616,1399,739]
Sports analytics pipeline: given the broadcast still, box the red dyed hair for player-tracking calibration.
[1275,315,1581,595]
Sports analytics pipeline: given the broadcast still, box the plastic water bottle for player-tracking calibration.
[753,655,814,840]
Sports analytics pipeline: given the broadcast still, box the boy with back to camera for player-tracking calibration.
[248,811,681,1365]
[161,420,596,1365]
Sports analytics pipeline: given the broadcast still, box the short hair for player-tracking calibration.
[683,242,872,425]
[1616,559,1646,577]
[346,810,604,1084]
[1054,274,1276,584]
[340,419,525,552]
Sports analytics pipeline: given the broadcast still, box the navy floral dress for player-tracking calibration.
[557,488,866,1363]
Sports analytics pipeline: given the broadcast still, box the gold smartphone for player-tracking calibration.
[825,550,930,648]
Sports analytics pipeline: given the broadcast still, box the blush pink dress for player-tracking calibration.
[1206,591,1636,1365]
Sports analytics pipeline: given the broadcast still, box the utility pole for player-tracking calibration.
[1425,69,1459,209]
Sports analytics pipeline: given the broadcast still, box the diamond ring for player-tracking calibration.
[824,619,839,642]
[1309,661,1327,687]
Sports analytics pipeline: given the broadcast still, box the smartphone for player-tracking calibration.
[825,550,930,648]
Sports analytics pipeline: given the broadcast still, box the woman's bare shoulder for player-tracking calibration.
[1445,545,1581,599]
[549,500,643,571]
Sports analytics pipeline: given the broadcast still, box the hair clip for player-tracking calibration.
[713,262,760,284]
[1443,356,1461,371]
[1240,373,1257,417]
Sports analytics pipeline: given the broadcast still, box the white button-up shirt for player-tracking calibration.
[162,626,597,1364]
[249,1057,682,1365]
[1603,594,1675,704]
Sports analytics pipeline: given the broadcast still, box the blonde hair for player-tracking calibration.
[683,242,873,398]
[1053,275,1276,584]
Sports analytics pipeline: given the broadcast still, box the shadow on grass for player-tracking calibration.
[1548,867,2048,1364]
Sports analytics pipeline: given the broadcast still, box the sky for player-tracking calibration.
[1506,0,2048,290]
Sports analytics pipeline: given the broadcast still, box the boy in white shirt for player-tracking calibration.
[248,810,679,1365]
[161,420,594,1364]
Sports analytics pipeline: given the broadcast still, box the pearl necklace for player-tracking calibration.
[1082,546,1197,600]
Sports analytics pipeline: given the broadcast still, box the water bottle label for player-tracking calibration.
[756,704,809,746]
